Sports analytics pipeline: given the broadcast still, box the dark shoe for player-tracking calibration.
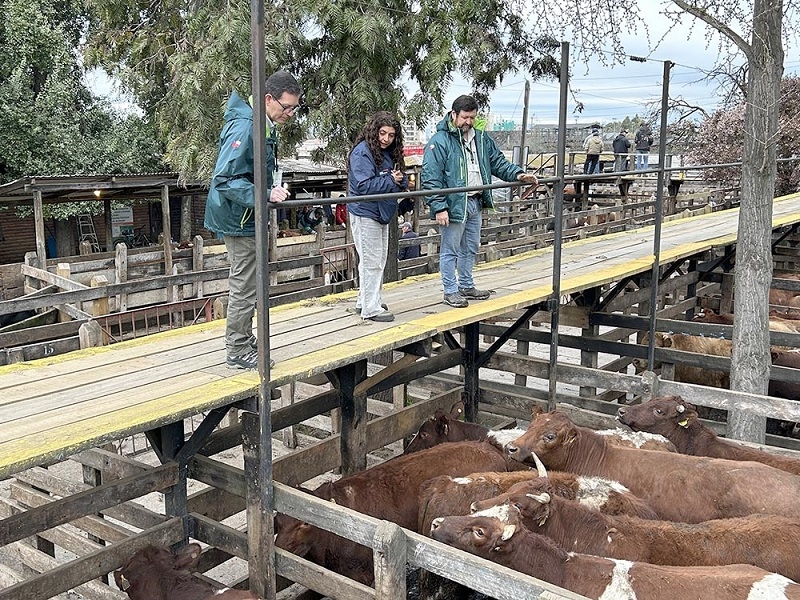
[367,311,395,322]
[354,303,388,312]
[226,349,257,370]
[459,287,492,300]
[443,293,469,308]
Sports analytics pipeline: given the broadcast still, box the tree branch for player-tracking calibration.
[671,0,754,62]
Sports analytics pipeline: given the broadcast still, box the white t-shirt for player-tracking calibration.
[462,129,482,191]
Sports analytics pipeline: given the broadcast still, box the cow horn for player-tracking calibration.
[530,450,548,478]
[501,524,516,540]
[526,492,551,504]
[676,404,685,413]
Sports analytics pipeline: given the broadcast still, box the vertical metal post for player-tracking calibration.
[646,61,673,370]
[463,322,480,422]
[547,42,569,410]
[248,0,275,595]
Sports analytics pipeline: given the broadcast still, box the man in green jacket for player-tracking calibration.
[422,95,538,308]
[205,70,302,369]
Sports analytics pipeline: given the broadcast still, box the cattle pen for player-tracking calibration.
[2,191,800,599]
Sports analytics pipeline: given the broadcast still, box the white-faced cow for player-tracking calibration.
[429,511,800,600]
[274,440,514,585]
[506,410,800,523]
[469,478,800,581]
[114,544,260,600]
[616,395,800,476]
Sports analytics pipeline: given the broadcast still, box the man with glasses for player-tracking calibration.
[422,95,538,308]
[205,70,302,369]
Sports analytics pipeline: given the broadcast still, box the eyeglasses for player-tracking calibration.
[273,97,300,114]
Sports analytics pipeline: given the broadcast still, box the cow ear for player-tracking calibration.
[174,543,203,570]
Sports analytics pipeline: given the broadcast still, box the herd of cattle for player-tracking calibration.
[113,396,800,599]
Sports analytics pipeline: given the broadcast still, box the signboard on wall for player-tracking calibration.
[111,207,134,238]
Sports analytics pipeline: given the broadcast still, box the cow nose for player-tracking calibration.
[506,444,518,456]
[469,502,478,513]
[431,518,443,532]
[617,407,626,418]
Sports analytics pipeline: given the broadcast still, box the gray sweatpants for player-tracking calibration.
[223,234,256,358]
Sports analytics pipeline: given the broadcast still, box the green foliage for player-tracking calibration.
[83,0,561,180]
[0,0,166,221]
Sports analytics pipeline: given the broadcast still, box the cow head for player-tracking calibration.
[506,411,578,470]
[632,331,671,371]
[430,514,518,560]
[114,544,204,600]
[470,480,553,528]
[404,401,466,453]
[617,396,698,435]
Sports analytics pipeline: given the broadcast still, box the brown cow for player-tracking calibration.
[617,395,800,475]
[506,410,800,523]
[274,440,515,585]
[418,469,657,536]
[416,467,655,600]
[429,511,800,600]
[403,401,489,453]
[694,310,800,333]
[405,403,675,454]
[632,332,732,389]
[470,478,800,581]
[114,544,259,600]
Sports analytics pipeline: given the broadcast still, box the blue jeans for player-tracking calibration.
[636,150,649,170]
[439,197,482,295]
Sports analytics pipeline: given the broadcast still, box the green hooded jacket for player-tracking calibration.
[204,91,278,236]
[421,115,523,223]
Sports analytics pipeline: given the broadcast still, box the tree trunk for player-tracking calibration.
[729,0,784,442]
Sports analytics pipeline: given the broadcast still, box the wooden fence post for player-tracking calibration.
[115,243,128,312]
[373,521,406,600]
[90,275,109,318]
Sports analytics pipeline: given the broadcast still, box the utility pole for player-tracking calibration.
[518,79,530,168]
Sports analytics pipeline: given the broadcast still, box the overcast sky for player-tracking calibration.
[429,9,800,127]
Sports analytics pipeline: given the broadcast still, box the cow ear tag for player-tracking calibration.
[678,419,689,428]
[118,574,130,591]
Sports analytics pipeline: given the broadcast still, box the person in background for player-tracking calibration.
[422,94,538,308]
[205,70,302,370]
[635,122,654,170]
[398,220,421,260]
[347,112,408,322]
[298,206,325,233]
[583,128,603,175]
[612,129,631,172]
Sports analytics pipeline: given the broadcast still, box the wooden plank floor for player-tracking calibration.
[1,193,800,478]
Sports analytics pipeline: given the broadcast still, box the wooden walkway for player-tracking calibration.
[2,193,800,479]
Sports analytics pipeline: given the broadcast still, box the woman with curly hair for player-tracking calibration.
[347,112,408,322]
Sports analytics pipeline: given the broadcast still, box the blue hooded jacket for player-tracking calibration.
[347,140,408,225]
[204,92,278,236]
